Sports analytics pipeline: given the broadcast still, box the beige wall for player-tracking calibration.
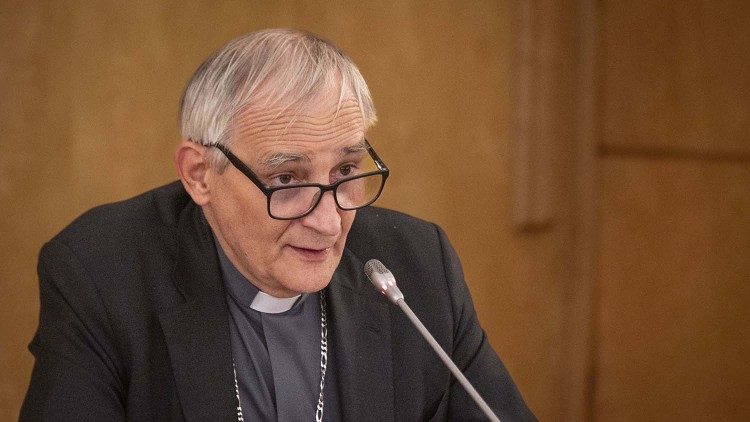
[1,1,748,421]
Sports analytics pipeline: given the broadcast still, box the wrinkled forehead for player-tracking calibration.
[229,93,365,147]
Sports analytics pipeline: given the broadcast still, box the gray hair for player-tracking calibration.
[179,28,377,171]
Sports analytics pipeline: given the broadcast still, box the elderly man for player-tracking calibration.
[21,29,534,421]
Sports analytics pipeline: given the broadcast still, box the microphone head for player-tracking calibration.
[364,259,404,304]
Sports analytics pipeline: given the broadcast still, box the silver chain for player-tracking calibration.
[233,291,328,422]
[233,365,244,422]
[316,290,328,422]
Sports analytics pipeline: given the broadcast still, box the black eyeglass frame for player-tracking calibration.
[207,139,390,220]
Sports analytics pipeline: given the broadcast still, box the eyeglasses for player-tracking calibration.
[208,139,389,220]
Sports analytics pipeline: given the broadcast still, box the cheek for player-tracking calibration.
[215,180,289,255]
[234,210,289,255]
[337,211,356,245]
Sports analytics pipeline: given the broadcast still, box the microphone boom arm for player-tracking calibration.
[394,298,501,422]
[364,259,501,422]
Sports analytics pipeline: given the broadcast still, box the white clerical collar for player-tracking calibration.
[250,291,302,314]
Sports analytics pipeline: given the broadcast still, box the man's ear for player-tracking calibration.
[174,140,212,206]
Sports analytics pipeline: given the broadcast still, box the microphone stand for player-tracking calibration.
[365,259,501,421]
[395,298,501,422]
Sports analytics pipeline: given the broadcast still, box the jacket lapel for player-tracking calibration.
[328,249,395,421]
[159,204,236,422]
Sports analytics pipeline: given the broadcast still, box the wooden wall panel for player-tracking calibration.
[601,1,750,157]
[0,1,571,419]
[595,157,750,420]
[595,2,750,420]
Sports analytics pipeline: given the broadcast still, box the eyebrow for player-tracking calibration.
[342,139,368,155]
[261,139,368,169]
[262,152,310,168]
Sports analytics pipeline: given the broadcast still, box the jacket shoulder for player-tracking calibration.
[347,206,446,267]
[37,181,191,326]
[50,181,189,249]
[349,206,441,244]
[350,206,437,234]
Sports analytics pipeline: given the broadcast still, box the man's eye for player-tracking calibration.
[339,165,353,177]
[275,174,294,185]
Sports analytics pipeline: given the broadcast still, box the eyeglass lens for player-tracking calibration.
[269,173,384,219]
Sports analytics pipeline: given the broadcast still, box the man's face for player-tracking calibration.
[202,97,365,297]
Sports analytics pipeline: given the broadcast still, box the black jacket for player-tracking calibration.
[21,181,534,421]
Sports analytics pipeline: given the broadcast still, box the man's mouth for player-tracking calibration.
[288,245,332,261]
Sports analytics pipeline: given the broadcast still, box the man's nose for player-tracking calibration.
[300,191,342,236]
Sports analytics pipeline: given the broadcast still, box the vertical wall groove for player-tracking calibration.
[563,0,600,420]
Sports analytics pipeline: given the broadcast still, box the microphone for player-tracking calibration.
[363,259,502,422]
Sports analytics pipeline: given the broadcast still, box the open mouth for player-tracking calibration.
[289,245,331,261]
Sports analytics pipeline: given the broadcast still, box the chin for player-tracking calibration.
[278,263,337,294]
[278,250,341,294]
[284,276,333,295]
